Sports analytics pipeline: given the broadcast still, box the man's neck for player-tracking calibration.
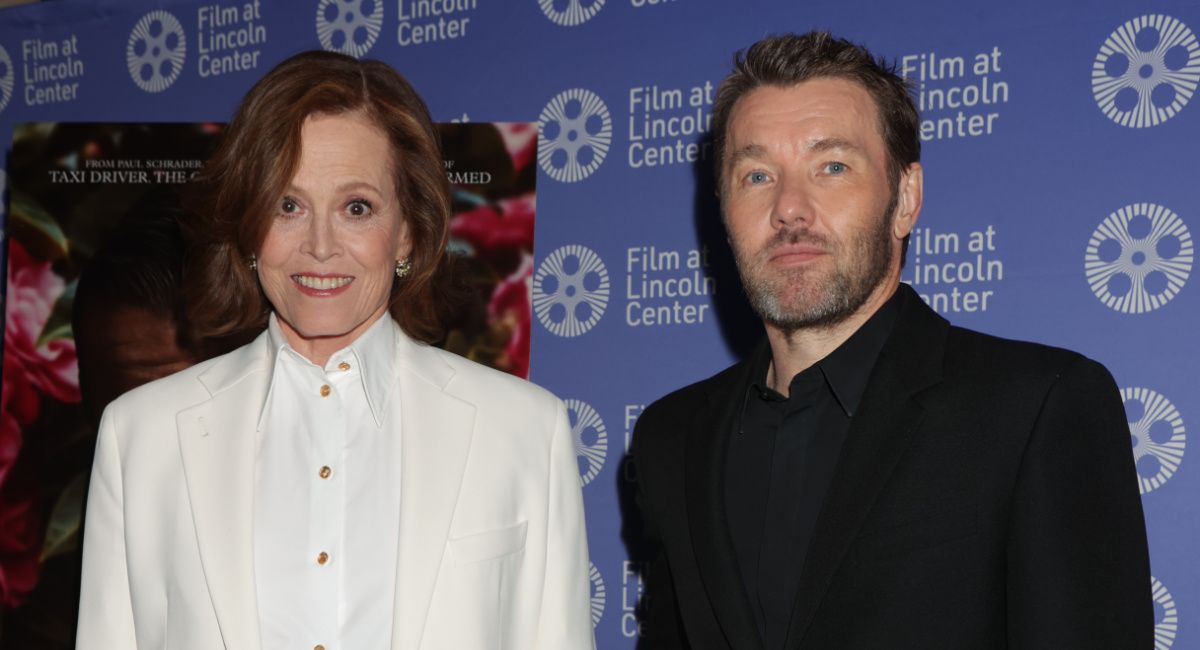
[765,280,899,396]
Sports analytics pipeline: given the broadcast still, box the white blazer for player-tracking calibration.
[77,323,595,649]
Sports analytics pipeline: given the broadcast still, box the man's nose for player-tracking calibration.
[771,175,814,230]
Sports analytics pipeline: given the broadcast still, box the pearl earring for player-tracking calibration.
[395,258,411,278]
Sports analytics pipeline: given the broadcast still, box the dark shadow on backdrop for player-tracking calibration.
[616,130,763,645]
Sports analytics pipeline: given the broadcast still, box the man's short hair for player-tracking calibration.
[711,31,921,196]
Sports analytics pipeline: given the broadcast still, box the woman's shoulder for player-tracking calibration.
[419,344,562,417]
[435,346,555,398]
[106,333,267,417]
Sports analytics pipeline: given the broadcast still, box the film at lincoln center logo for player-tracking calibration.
[316,0,384,59]
[0,45,14,113]
[589,562,606,628]
[127,10,187,93]
[1092,14,1200,128]
[532,244,610,337]
[1152,576,1179,650]
[1085,202,1193,314]
[537,88,613,183]
[1122,386,1186,495]
[565,398,608,487]
[539,0,605,27]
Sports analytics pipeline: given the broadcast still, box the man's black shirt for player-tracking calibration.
[724,292,899,650]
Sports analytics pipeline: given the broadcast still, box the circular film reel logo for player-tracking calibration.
[317,0,384,58]
[1093,15,1200,128]
[0,45,13,113]
[539,0,605,27]
[1152,576,1179,649]
[1085,203,1193,314]
[1122,387,1186,494]
[127,11,187,93]
[538,88,612,183]
[533,244,610,337]
[565,399,608,487]
[589,562,606,628]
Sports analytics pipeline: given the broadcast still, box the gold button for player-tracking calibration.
[319,466,332,479]
[315,645,326,650]
[319,384,331,397]
[338,362,351,371]
[317,551,329,565]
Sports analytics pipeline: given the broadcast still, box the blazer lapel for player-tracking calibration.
[686,347,766,650]
[390,334,476,650]
[784,287,947,647]
[176,336,271,650]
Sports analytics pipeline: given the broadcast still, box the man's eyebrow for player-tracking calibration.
[727,138,862,167]
[808,137,861,154]
[727,143,767,168]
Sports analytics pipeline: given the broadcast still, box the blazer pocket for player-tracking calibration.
[448,521,528,565]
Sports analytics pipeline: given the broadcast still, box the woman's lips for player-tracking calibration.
[292,274,353,295]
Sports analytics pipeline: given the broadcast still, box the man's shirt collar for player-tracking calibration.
[749,288,901,417]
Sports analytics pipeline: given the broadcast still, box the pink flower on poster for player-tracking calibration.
[0,481,44,608]
[488,255,533,379]
[451,195,536,258]
[0,353,36,487]
[495,123,537,175]
[3,241,80,406]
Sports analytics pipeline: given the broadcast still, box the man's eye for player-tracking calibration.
[825,162,847,174]
[347,200,373,217]
[746,171,769,184]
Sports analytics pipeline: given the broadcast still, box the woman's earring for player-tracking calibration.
[248,254,257,271]
[395,258,411,278]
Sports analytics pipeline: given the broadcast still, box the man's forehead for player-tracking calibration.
[725,79,883,154]
[732,78,878,121]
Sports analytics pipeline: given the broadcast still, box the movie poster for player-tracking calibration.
[0,121,536,647]
[439,122,538,379]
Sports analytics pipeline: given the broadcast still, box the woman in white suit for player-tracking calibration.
[76,51,594,650]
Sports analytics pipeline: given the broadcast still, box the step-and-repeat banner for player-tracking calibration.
[0,1,1196,647]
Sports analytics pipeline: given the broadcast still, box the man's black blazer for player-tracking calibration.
[631,284,1153,649]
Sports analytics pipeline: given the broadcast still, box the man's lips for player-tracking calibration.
[768,243,828,264]
[292,274,353,294]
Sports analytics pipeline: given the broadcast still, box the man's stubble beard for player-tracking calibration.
[731,190,898,336]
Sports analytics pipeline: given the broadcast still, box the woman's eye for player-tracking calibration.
[347,200,373,217]
[281,198,299,214]
[825,162,847,174]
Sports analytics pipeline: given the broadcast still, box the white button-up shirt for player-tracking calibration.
[254,313,402,650]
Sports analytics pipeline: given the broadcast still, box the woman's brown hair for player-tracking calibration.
[183,50,455,343]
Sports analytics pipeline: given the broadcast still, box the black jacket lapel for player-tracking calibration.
[784,286,948,647]
[685,343,768,650]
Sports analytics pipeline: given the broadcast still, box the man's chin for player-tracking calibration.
[754,285,867,331]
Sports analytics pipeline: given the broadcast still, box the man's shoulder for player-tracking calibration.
[634,357,749,454]
[943,324,1100,378]
[935,324,1120,411]
[647,359,747,415]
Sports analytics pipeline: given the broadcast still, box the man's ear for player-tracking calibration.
[893,162,923,240]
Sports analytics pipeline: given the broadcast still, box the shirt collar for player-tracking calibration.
[259,312,397,430]
[748,287,901,417]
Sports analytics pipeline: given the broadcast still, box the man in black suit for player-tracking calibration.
[631,31,1152,649]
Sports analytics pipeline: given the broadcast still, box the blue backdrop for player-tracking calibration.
[0,1,1195,647]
